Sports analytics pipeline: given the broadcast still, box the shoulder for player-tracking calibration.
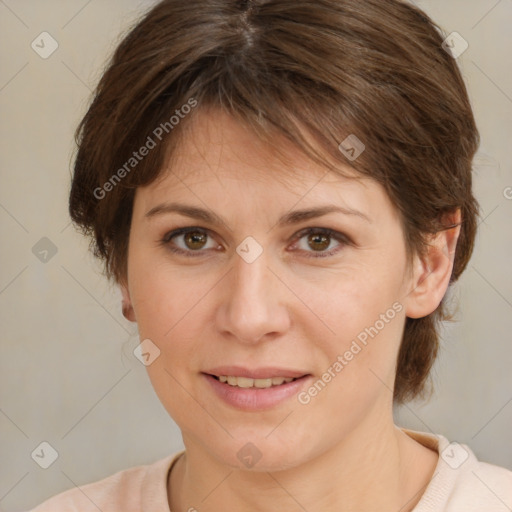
[403,429,512,512]
[444,460,512,511]
[28,452,182,512]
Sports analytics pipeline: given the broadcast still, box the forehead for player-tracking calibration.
[165,108,332,182]
[134,108,397,224]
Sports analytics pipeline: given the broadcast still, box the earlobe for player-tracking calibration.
[405,209,461,319]
[120,282,137,323]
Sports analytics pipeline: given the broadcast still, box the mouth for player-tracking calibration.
[202,367,312,410]
[209,375,300,388]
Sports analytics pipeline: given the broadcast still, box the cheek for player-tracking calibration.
[129,254,206,338]
[128,260,222,417]
[313,262,405,335]
[298,281,404,427]
[129,266,212,422]
[306,260,406,387]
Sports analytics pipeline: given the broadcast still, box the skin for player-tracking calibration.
[121,108,460,512]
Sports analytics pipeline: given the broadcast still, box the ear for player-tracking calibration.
[405,209,461,319]
[120,281,137,323]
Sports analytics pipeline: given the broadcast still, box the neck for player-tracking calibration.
[168,416,437,512]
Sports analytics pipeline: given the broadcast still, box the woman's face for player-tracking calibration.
[123,109,418,470]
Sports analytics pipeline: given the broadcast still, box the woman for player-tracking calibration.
[30,0,512,510]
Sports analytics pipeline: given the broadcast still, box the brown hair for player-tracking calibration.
[69,0,479,404]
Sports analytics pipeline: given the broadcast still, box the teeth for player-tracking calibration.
[255,378,273,388]
[217,375,295,388]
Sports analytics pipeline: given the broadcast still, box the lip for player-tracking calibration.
[202,367,312,411]
[205,366,309,379]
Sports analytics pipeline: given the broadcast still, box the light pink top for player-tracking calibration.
[28,429,512,511]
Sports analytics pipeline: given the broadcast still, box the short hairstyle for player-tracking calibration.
[69,0,480,404]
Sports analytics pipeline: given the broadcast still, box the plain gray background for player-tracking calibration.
[0,1,511,510]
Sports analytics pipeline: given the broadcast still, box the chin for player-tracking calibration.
[195,432,313,473]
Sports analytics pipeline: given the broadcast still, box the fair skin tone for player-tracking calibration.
[121,109,460,512]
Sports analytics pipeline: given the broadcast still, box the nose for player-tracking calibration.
[215,246,291,344]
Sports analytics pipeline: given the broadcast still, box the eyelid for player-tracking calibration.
[292,226,351,244]
[288,227,351,258]
[160,225,351,258]
[161,226,220,254]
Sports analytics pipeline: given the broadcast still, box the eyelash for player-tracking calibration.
[159,226,350,259]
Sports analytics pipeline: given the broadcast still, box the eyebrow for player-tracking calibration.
[144,201,371,226]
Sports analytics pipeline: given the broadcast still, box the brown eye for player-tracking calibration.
[162,227,218,256]
[292,227,349,258]
[307,232,331,252]
[183,230,208,250]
